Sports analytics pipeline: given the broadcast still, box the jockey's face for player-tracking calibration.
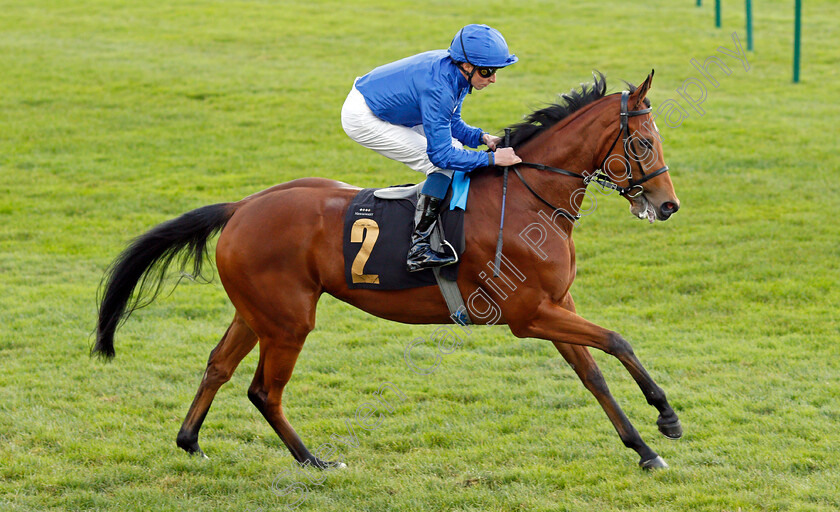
[461,64,497,90]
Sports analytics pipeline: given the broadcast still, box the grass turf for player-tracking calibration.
[1,0,839,510]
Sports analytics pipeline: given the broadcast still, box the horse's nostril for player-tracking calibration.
[661,202,679,215]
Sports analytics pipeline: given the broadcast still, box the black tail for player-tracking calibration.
[93,203,235,360]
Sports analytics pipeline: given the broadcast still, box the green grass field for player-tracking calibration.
[2,1,839,510]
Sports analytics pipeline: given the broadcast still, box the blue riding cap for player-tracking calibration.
[447,24,518,68]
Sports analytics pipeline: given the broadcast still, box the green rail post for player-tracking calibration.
[697,0,702,6]
[746,0,753,50]
[793,0,802,82]
[715,0,721,27]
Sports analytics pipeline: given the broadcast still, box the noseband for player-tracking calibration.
[511,90,670,217]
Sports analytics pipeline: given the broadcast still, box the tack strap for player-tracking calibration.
[515,91,667,202]
[512,167,579,221]
[493,128,511,277]
[430,224,472,325]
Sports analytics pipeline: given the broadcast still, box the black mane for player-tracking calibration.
[505,72,648,149]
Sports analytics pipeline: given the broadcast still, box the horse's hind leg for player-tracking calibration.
[246,329,343,469]
[176,312,258,457]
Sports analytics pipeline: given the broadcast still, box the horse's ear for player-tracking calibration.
[630,69,655,109]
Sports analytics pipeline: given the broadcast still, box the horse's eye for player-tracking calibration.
[640,138,654,149]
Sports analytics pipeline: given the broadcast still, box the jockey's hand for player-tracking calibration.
[493,147,522,167]
[482,133,501,150]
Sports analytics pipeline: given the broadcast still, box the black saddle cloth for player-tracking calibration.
[343,187,464,290]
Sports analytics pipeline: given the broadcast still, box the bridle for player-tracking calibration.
[491,90,670,274]
[596,90,670,196]
[510,90,670,218]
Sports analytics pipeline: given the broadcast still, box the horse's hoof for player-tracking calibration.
[657,417,683,439]
[311,458,346,470]
[639,455,669,470]
[189,449,209,460]
[176,432,209,458]
[178,442,209,459]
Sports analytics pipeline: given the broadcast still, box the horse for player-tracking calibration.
[94,71,682,470]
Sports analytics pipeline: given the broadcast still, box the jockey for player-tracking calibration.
[341,24,522,272]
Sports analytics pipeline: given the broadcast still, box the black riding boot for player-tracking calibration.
[406,193,457,272]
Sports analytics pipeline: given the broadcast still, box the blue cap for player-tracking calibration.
[447,24,518,68]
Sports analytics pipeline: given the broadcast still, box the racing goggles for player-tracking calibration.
[476,67,498,78]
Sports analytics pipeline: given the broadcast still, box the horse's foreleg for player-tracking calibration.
[176,312,258,457]
[554,342,665,468]
[513,300,680,467]
[590,325,682,441]
[553,295,666,467]
[618,348,682,441]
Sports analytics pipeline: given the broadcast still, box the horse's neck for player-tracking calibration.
[519,102,609,173]
[509,105,611,218]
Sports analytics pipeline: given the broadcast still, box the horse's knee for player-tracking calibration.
[606,332,635,357]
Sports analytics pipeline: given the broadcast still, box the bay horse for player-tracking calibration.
[94,71,682,470]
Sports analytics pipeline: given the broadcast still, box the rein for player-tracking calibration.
[492,128,511,276]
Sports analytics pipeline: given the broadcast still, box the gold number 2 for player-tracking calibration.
[350,219,380,284]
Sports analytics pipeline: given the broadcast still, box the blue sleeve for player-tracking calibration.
[451,101,485,148]
[419,85,490,173]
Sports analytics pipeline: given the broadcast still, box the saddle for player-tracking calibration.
[342,183,471,324]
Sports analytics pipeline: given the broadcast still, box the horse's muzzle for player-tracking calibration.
[659,201,680,220]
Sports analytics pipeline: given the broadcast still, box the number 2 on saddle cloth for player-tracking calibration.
[342,187,465,290]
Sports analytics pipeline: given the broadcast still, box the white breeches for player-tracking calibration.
[340,84,460,178]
